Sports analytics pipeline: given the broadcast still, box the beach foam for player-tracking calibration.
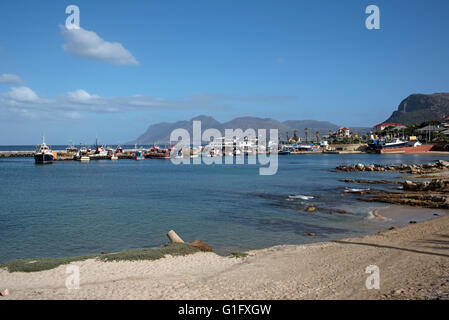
[288,195,314,200]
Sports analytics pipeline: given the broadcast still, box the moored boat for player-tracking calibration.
[368,138,424,153]
[133,150,145,160]
[34,137,53,164]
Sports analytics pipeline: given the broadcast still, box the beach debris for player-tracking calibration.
[0,289,9,297]
[167,230,184,243]
[188,240,213,252]
[305,206,316,212]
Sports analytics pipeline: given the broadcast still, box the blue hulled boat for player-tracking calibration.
[34,138,54,164]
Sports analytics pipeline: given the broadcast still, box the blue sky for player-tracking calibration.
[1,0,449,144]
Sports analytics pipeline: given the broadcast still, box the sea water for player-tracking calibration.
[1,152,448,262]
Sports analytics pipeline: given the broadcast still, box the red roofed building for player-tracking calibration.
[337,127,350,137]
[373,123,405,132]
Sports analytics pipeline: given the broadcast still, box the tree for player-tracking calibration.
[286,132,290,143]
[293,130,299,142]
[315,131,320,143]
[304,128,308,143]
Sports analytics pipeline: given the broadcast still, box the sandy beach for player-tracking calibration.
[1,210,448,300]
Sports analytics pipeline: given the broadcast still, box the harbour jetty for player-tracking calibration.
[0,151,34,158]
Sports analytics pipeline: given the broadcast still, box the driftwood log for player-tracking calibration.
[167,230,184,243]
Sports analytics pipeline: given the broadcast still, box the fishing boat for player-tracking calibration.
[368,137,427,153]
[278,145,292,155]
[133,150,145,160]
[172,148,184,159]
[93,145,107,156]
[74,150,90,161]
[65,141,78,153]
[368,138,408,150]
[75,152,90,161]
[116,144,124,154]
[145,146,171,159]
[34,137,53,164]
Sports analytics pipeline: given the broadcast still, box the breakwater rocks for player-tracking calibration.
[0,151,34,158]
[336,160,449,174]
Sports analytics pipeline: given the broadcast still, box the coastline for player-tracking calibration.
[1,211,448,300]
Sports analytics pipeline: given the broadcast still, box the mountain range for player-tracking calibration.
[130,116,369,144]
[130,93,449,144]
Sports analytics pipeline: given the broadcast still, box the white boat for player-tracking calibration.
[34,137,53,164]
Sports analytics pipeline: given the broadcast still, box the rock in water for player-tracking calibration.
[189,240,213,252]
[306,206,316,212]
[437,160,449,167]
[303,232,316,236]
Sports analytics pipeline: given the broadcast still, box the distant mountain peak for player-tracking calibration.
[190,115,218,122]
[385,92,449,124]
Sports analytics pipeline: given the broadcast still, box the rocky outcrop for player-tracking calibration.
[337,160,449,209]
[336,160,449,174]
[384,93,449,125]
[361,191,449,209]
[402,179,449,191]
[339,179,401,185]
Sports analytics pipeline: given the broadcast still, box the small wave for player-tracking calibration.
[344,188,370,193]
[288,195,314,200]
[367,209,391,221]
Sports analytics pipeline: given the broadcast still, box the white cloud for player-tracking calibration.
[67,89,100,102]
[0,74,22,84]
[1,86,296,121]
[60,25,139,66]
[7,87,39,102]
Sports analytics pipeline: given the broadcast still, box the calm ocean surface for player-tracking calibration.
[1,152,449,262]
